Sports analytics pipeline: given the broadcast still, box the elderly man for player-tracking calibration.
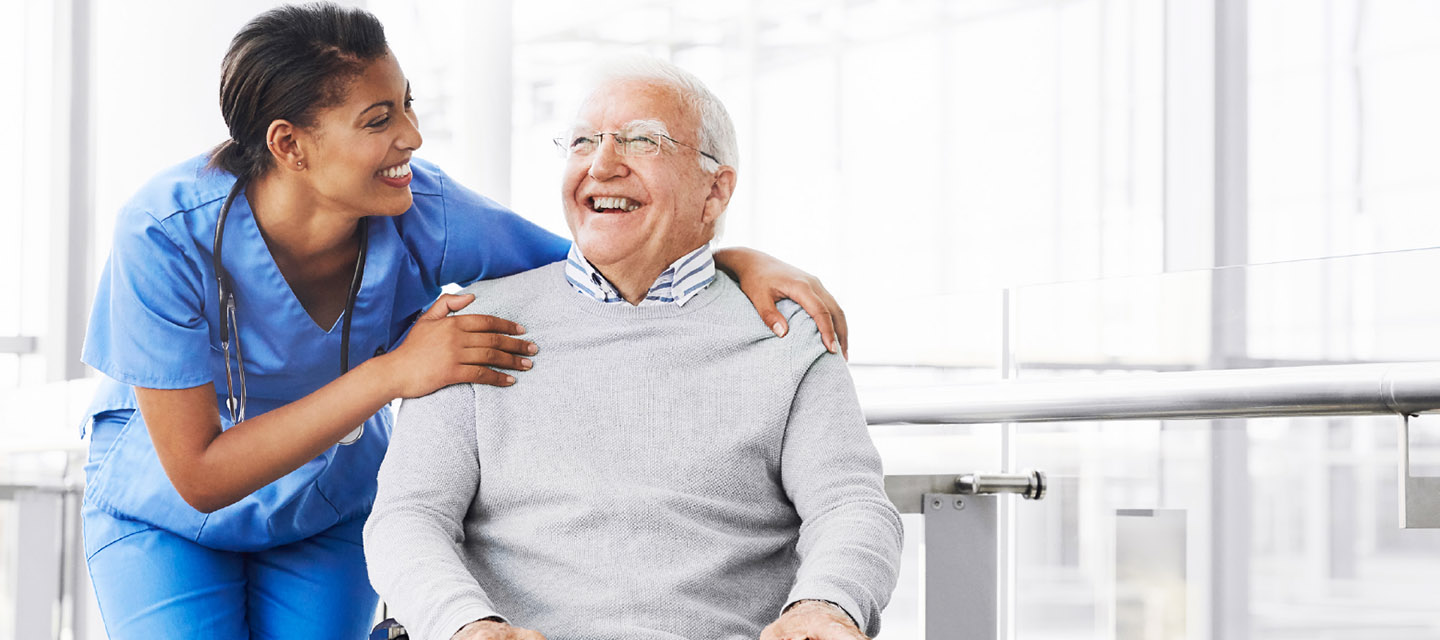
[364,58,902,640]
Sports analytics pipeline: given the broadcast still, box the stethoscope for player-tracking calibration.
[213,178,369,444]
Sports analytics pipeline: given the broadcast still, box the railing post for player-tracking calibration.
[924,493,999,640]
[886,473,1045,640]
[1398,414,1440,528]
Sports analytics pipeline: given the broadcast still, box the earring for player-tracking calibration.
[296,161,303,168]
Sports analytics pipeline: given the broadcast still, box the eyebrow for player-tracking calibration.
[621,119,670,136]
[361,100,394,117]
[567,119,672,136]
[359,82,412,117]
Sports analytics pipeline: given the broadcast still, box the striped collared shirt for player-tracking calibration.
[564,242,716,307]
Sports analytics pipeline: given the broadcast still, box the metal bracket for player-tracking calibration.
[1399,414,1440,528]
[924,493,999,640]
[883,472,1047,640]
[885,471,1047,513]
[957,471,1047,500]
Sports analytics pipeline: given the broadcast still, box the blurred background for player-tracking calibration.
[4,0,1440,638]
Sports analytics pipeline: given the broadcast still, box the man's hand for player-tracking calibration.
[759,600,867,640]
[451,619,546,640]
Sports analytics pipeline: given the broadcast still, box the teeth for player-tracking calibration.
[380,163,411,179]
[592,196,640,212]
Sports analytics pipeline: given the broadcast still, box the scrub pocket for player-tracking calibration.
[84,409,130,481]
[83,407,209,542]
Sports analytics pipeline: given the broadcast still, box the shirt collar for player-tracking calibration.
[564,242,715,307]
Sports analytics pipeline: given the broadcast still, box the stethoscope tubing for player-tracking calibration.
[211,176,368,444]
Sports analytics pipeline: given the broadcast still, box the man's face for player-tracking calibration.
[560,79,722,273]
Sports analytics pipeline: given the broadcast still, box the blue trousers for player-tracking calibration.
[83,410,378,639]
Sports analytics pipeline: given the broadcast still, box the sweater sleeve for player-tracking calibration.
[364,383,505,640]
[777,311,904,638]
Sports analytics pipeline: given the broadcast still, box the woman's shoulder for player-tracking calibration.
[404,157,505,215]
[407,156,447,199]
[105,153,237,261]
[121,153,236,225]
[392,156,549,253]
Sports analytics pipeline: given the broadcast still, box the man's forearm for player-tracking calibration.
[364,383,504,640]
[779,347,904,636]
[784,494,904,633]
[365,504,505,640]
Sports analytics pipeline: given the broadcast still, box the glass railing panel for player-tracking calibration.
[850,289,1007,638]
[1243,248,1440,363]
[1011,247,1440,371]
[848,288,1005,373]
[1012,272,1214,371]
[1004,251,1440,639]
[1010,416,1440,639]
[1009,419,1196,639]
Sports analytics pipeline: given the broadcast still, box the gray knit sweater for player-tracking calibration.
[364,262,903,640]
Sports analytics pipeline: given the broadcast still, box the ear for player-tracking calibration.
[265,120,306,171]
[701,165,737,225]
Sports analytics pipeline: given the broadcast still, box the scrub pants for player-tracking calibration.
[82,410,379,639]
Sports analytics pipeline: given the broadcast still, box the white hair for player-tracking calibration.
[577,55,738,237]
[582,55,739,172]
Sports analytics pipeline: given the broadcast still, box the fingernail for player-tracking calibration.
[505,375,516,385]
[771,322,786,337]
[527,344,539,355]
[828,340,839,354]
[520,358,532,369]
[515,324,527,334]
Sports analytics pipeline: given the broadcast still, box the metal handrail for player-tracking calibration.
[0,480,83,500]
[863,361,1440,424]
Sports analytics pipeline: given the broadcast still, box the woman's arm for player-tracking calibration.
[713,247,850,358]
[139,371,390,514]
[428,170,851,357]
[139,293,535,513]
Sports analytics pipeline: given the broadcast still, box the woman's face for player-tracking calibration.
[298,52,422,217]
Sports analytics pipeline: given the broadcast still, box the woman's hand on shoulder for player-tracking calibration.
[380,293,538,397]
[452,619,546,640]
[713,247,849,359]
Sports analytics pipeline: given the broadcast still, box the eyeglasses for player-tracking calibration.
[553,131,720,165]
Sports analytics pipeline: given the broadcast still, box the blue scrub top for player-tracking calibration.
[80,154,569,551]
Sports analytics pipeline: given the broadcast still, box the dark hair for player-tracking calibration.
[208,2,388,181]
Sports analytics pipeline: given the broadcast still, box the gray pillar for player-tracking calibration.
[455,0,513,205]
[1167,0,1251,636]
[46,0,94,382]
[1208,0,1251,635]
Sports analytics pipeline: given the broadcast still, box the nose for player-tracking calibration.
[399,110,423,151]
[587,134,629,180]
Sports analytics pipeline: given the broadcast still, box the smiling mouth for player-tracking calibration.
[378,162,411,179]
[589,196,641,213]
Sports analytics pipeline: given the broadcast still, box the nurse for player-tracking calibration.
[79,4,849,638]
